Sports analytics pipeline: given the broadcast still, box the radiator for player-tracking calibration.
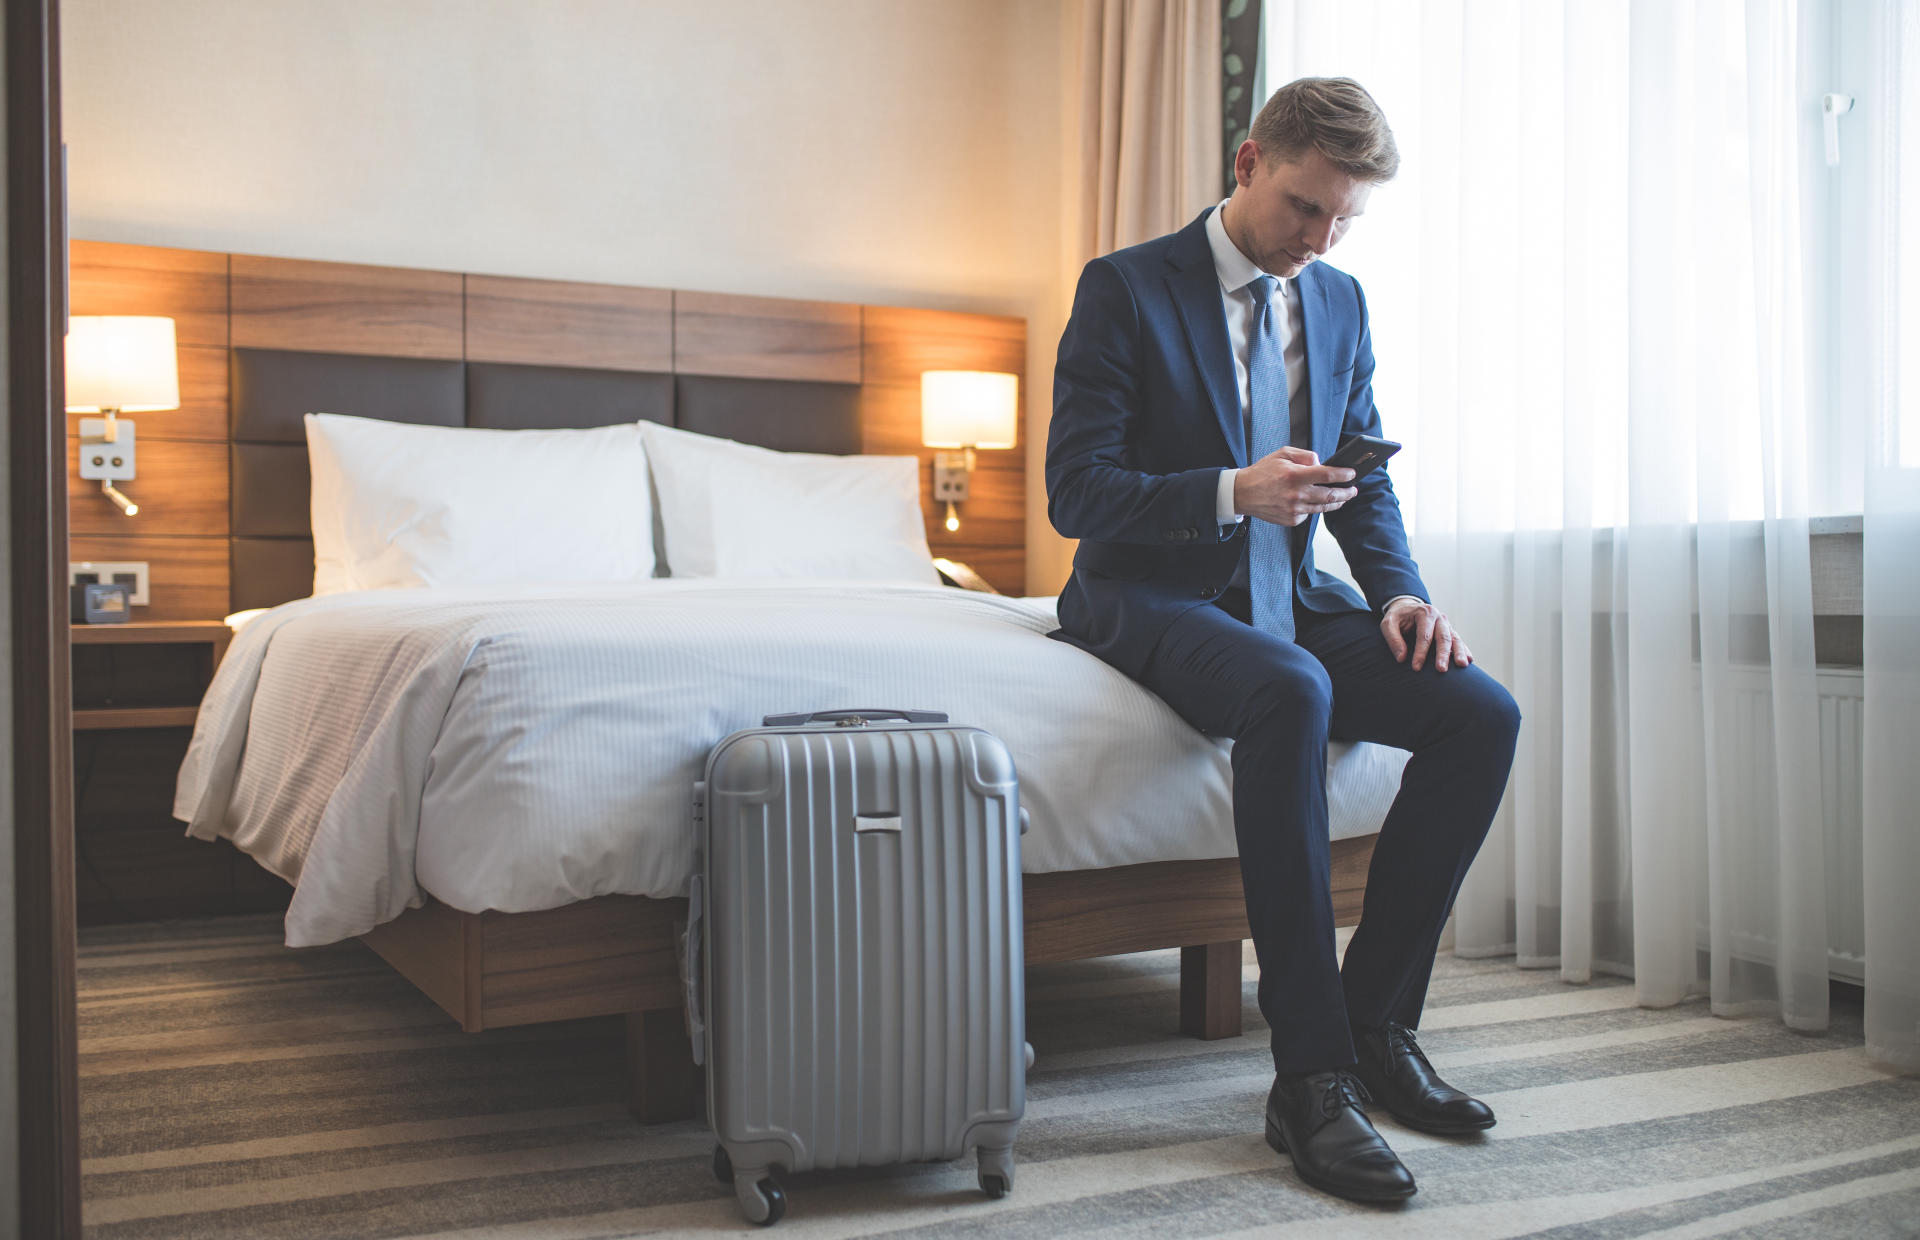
[1817,670,1868,983]
[1711,666,1867,984]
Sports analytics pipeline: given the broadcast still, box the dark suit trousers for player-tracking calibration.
[1138,586,1521,1075]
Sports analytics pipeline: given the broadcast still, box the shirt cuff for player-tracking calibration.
[1382,594,1422,613]
[1216,469,1243,526]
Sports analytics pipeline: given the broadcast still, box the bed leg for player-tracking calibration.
[625,1007,700,1124]
[1180,941,1244,1040]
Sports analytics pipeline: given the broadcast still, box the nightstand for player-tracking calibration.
[71,621,231,729]
[70,620,287,924]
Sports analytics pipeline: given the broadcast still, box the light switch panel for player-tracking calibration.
[932,450,970,502]
[77,418,137,482]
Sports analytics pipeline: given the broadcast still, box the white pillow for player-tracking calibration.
[306,413,656,594]
[641,422,937,582]
[637,422,778,577]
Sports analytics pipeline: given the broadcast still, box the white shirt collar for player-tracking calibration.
[1205,198,1280,297]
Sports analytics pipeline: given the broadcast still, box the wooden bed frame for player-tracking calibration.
[67,239,1385,1125]
[360,841,1377,1122]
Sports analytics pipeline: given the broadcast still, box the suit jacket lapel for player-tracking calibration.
[1165,211,1246,467]
[1296,264,1338,460]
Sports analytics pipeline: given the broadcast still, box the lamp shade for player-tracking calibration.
[921,370,1018,449]
[65,316,180,413]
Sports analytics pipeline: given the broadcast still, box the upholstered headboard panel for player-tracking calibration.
[226,346,863,610]
[674,374,862,453]
[466,361,675,431]
[230,348,467,440]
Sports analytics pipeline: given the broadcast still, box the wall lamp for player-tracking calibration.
[65,315,180,516]
[920,370,1018,533]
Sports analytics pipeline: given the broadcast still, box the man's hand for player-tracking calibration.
[1233,446,1358,527]
[1382,597,1473,672]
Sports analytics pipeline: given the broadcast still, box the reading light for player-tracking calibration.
[921,370,1017,533]
[65,316,179,517]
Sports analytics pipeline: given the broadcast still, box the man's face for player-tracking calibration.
[1222,142,1371,278]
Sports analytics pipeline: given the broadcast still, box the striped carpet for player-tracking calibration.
[78,916,1920,1239]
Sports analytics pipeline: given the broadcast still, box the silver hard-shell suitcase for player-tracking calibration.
[684,708,1028,1226]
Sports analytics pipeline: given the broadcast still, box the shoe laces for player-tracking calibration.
[1319,1069,1370,1120]
[1384,1022,1436,1073]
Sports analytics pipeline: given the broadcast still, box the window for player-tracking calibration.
[1257,0,1909,540]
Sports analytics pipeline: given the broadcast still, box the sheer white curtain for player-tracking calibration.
[1264,0,1916,1067]
[1859,0,1920,1073]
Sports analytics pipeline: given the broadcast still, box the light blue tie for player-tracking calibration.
[1246,274,1296,643]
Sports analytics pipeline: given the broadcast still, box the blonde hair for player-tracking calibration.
[1248,77,1399,182]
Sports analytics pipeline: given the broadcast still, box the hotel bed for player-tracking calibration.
[174,579,1408,949]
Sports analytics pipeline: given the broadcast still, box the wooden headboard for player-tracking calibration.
[66,242,1027,615]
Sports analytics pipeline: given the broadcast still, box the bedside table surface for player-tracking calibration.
[72,620,231,645]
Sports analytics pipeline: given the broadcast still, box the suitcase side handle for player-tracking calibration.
[682,872,706,1065]
[760,708,950,727]
[683,779,708,1066]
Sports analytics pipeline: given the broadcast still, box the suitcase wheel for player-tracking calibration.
[717,1142,787,1225]
[978,1146,1015,1198]
[735,1174,785,1226]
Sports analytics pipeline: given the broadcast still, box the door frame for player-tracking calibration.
[8,0,82,1233]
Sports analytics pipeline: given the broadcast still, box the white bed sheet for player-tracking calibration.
[175,580,1411,947]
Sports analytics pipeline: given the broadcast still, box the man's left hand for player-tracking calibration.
[1381,598,1472,672]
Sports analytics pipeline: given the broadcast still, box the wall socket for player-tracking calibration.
[69,561,150,606]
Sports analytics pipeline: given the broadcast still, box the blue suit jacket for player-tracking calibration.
[1046,207,1428,679]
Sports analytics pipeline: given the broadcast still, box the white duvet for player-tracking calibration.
[174,580,1410,947]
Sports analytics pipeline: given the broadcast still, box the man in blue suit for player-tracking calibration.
[1047,78,1521,1204]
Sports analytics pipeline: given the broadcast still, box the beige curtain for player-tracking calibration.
[1030,0,1225,596]
[1072,0,1224,261]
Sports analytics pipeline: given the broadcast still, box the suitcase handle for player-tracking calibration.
[760,708,950,727]
[682,873,706,1066]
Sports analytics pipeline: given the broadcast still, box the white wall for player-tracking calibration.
[62,0,1076,592]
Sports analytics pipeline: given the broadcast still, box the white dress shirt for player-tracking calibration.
[1205,200,1305,526]
[1204,201,1419,616]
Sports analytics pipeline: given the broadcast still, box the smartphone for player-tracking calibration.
[932,557,1003,594]
[1321,434,1401,482]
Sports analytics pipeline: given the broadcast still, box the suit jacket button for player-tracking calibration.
[1199,586,1219,598]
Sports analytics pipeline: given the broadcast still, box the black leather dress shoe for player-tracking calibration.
[1265,1070,1417,1203]
[1351,1021,1496,1135]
